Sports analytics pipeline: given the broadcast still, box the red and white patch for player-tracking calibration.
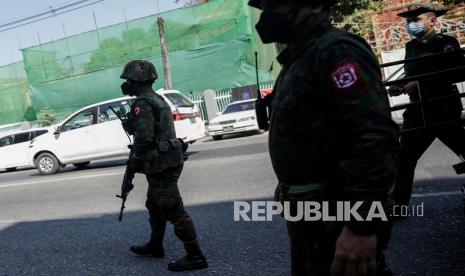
[444,44,455,52]
[331,62,359,89]
[134,106,141,115]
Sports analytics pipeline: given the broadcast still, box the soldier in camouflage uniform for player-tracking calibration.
[249,0,400,275]
[120,60,208,272]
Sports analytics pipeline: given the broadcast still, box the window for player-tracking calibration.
[222,101,255,114]
[0,136,13,147]
[13,133,30,144]
[61,108,96,132]
[97,101,132,124]
[31,130,48,139]
[164,93,194,108]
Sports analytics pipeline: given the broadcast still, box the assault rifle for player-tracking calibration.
[109,106,135,221]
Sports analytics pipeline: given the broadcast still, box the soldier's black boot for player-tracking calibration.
[130,242,165,258]
[167,240,208,272]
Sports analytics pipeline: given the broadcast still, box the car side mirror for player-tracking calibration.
[53,126,61,135]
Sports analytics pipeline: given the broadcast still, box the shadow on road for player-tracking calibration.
[386,190,465,275]
[0,198,289,275]
[0,167,35,174]
[1,188,464,275]
[203,131,263,143]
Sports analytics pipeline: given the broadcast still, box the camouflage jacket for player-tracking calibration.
[128,89,183,173]
[269,21,400,234]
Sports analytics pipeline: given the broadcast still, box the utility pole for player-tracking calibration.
[157,16,173,89]
[93,12,101,45]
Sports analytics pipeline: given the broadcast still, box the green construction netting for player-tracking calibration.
[0,62,36,125]
[21,0,278,119]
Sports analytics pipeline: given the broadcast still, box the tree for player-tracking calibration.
[331,0,385,36]
[331,0,465,38]
[38,107,55,127]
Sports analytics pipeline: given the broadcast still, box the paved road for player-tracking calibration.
[0,132,464,275]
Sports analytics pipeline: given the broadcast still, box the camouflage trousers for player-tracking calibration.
[286,210,393,276]
[145,164,197,244]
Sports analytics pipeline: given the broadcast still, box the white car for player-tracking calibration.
[207,99,260,140]
[29,89,205,175]
[159,89,206,143]
[0,128,49,172]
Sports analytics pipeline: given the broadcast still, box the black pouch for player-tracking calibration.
[157,138,184,171]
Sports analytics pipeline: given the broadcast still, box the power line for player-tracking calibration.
[0,0,104,33]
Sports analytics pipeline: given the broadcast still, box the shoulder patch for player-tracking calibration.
[331,62,360,89]
[134,106,141,116]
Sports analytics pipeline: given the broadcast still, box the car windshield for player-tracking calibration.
[164,93,194,108]
[222,101,255,114]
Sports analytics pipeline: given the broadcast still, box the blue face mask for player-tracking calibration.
[407,21,425,37]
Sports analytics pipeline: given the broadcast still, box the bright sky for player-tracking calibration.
[0,0,184,66]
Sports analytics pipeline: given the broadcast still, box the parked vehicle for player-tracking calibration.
[207,99,260,140]
[0,128,49,172]
[29,89,205,175]
[159,89,205,143]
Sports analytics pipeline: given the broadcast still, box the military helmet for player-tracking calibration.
[248,0,334,10]
[120,60,158,82]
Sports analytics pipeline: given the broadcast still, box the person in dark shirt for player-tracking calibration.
[393,5,465,208]
[249,0,400,275]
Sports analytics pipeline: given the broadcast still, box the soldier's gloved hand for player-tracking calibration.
[387,85,403,97]
[330,226,377,276]
[121,119,134,135]
[400,81,419,95]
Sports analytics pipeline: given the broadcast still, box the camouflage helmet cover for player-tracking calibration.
[248,0,334,10]
[120,60,158,82]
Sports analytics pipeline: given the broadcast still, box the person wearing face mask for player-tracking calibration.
[249,0,400,275]
[393,5,465,209]
[119,60,208,272]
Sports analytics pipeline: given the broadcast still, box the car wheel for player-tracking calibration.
[74,161,90,169]
[212,135,223,140]
[6,167,17,172]
[36,153,60,175]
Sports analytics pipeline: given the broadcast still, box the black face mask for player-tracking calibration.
[255,11,295,44]
[121,81,139,96]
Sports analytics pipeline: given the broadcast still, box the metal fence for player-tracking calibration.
[187,81,275,122]
[215,88,233,114]
[187,92,208,121]
[1,82,276,131]
[31,114,68,129]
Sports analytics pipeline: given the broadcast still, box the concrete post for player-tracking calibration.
[203,89,218,122]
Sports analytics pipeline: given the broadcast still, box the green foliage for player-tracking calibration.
[83,27,160,72]
[331,0,383,23]
[331,0,385,36]
[38,107,55,127]
[331,0,465,37]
